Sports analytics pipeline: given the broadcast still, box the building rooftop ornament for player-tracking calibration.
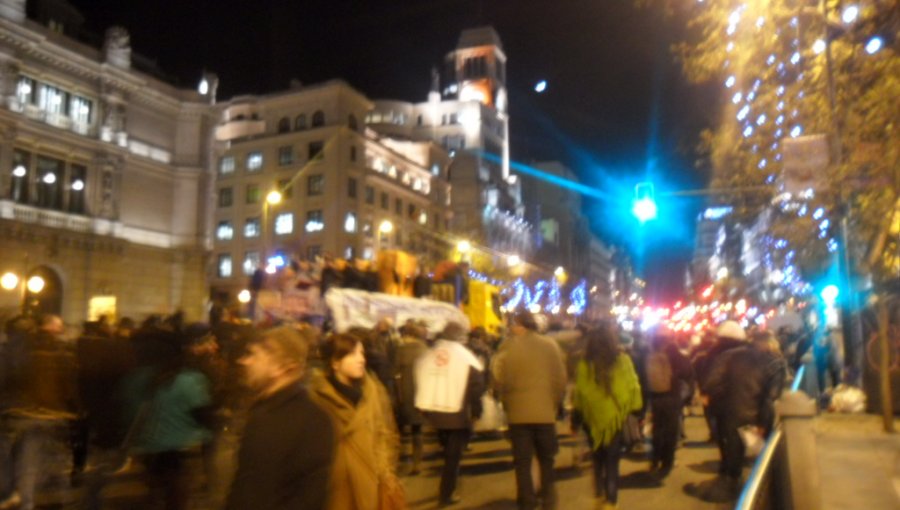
[456,26,503,51]
[0,0,25,23]
[103,26,131,69]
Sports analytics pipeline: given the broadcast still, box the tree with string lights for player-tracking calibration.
[641,0,899,293]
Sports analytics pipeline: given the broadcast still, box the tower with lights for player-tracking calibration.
[368,27,529,264]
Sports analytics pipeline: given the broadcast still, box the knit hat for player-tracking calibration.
[260,326,309,367]
[716,320,747,341]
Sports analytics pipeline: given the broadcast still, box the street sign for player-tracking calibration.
[781,134,829,195]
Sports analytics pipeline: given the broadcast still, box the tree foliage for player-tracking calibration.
[640,0,900,287]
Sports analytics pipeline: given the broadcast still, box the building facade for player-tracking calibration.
[209,80,452,300]
[367,27,530,261]
[0,0,215,325]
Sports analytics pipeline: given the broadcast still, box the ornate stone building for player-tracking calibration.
[0,0,215,325]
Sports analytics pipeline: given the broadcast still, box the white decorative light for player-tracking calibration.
[813,39,827,55]
[743,125,754,137]
[737,105,750,121]
[865,37,883,55]
[756,114,766,126]
[732,92,743,104]
[842,5,859,24]
[42,173,56,184]
[790,52,801,65]
[790,125,802,138]
[12,165,26,177]
[72,179,84,191]
[725,75,736,88]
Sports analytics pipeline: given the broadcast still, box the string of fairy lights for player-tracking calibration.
[702,0,888,298]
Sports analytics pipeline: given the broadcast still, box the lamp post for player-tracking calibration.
[1,271,45,316]
[263,189,282,272]
[378,220,394,252]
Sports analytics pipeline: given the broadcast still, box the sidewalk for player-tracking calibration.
[815,413,900,510]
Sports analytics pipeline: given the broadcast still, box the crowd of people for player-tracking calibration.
[0,304,824,510]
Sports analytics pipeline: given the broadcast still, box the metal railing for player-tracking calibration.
[735,364,806,510]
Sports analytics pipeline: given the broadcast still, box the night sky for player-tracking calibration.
[67,0,717,302]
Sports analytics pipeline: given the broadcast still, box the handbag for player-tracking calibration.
[378,474,407,510]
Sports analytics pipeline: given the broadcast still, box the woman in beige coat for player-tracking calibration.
[310,332,400,510]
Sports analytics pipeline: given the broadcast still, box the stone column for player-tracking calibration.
[774,391,822,510]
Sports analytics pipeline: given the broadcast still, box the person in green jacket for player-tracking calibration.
[572,324,643,510]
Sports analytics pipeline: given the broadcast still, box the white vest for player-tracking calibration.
[414,340,483,413]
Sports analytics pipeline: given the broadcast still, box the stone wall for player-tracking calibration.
[0,219,207,327]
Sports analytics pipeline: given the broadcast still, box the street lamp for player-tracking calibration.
[1,271,44,315]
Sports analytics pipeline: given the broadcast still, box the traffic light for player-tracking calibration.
[632,182,657,223]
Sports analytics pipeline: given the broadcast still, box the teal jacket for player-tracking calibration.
[573,354,643,449]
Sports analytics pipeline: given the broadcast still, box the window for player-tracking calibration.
[244,217,261,238]
[395,198,402,215]
[350,146,357,162]
[278,146,293,166]
[38,84,66,115]
[431,164,440,176]
[246,151,263,171]
[363,222,372,238]
[16,77,35,105]
[216,221,233,241]
[418,211,428,225]
[417,115,423,126]
[305,210,324,233]
[9,150,30,203]
[37,156,63,210]
[217,254,233,278]
[277,117,290,133]
[449,113,457,124]
[344,212,357,233]
[294,114,306,130]
[312,110,324,127]
[246,184,260,204]
[219,156,235,175]
[307,175,324,196]
[348,114,358,131]
[408,203,416,218]
[68,164,86,214]
[274,213,293,235]
[308,141,324,160]
[277,178,293,199]
[380,192,388,210]
[218,187,233,208]
[365,186,374,205]
[70,96,92,124]
[348,177,357,198]
[243,252,260,275]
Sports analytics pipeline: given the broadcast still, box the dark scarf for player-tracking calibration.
[327,373,363,407]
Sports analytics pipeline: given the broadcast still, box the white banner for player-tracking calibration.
[325,287,469,336]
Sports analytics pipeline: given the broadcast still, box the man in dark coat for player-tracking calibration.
[692,325,787,503]
[226,326,335,510]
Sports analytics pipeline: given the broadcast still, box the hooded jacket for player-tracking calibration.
[309,371,398,510]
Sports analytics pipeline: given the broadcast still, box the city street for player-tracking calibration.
[401,415,727,510]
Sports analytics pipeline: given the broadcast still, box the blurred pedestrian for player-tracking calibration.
[226,326,335,510]
[394,321,428,475]
[645,332,693,478]
[691,325,786,502]
[492,311,567,510]
[414,322,485,506]
[310,333,401,510]
[123,326,213,510]
[572,325,642,510]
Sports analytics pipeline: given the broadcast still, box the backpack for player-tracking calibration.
[646,349,672,393]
